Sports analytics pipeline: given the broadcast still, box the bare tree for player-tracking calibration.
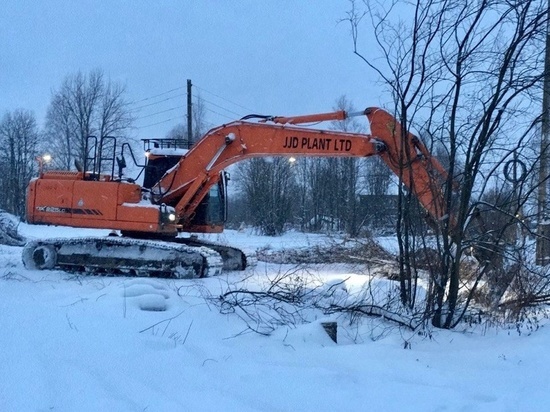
[301,157,342,231]
[97,80,133,143]
[329,96,365,235]
[45,69,133,170]
[192,93,208,142]
[166,93,207,146]
[236,157,297,235]
[292,96,370,235]
[45,93,76,170]
[364,156,392,196]
[0,110,40,218]
[166,123,187,142]
[346,0,548,328]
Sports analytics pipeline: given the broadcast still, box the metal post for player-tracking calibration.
[187,79,193,148]
[537,3,550,265]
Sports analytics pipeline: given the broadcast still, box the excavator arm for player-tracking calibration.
[152,107,450,230]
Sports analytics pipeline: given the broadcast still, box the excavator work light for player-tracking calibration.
[36,153,53,177]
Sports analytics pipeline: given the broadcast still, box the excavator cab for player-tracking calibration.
[141,138,228,231]
[142,138,188,189]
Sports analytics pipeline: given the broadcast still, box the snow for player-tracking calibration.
[1,223,550,411]
[188,229,335,256]
[148,148,189,157]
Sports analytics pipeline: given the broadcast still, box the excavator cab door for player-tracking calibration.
[189,172,228,231]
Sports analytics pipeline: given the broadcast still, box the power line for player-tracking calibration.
[133,82,258,131]
[194,94,243,118]
[138,105,186,120]
[131,82,256,119]
[135,107,238,133]
[129,86,186,132]
[136,116,184,130]
[203,106,239,122]
[130,86,185,105]
[194,84,256,113]
[132,93,186,112]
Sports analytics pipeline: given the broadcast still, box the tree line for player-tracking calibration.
[1,69,395,236]
[230,96,394,236]
[0,69,134,217]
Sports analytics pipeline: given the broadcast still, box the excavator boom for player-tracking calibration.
[153,107,448,229]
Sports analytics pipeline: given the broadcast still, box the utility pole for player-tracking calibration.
[187,79,193,148]
[537,3,550,265]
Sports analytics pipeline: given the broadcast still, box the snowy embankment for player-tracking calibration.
[0,223,549,411]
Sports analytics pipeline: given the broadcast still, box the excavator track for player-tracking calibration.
[22,237,223,279]
[172,236,251,271]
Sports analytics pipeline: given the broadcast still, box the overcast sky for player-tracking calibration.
[1,1,388,139]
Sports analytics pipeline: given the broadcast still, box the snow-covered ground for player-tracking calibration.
[1,223,549,411]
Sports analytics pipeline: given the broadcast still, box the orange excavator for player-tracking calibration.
[23,107,449,278]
